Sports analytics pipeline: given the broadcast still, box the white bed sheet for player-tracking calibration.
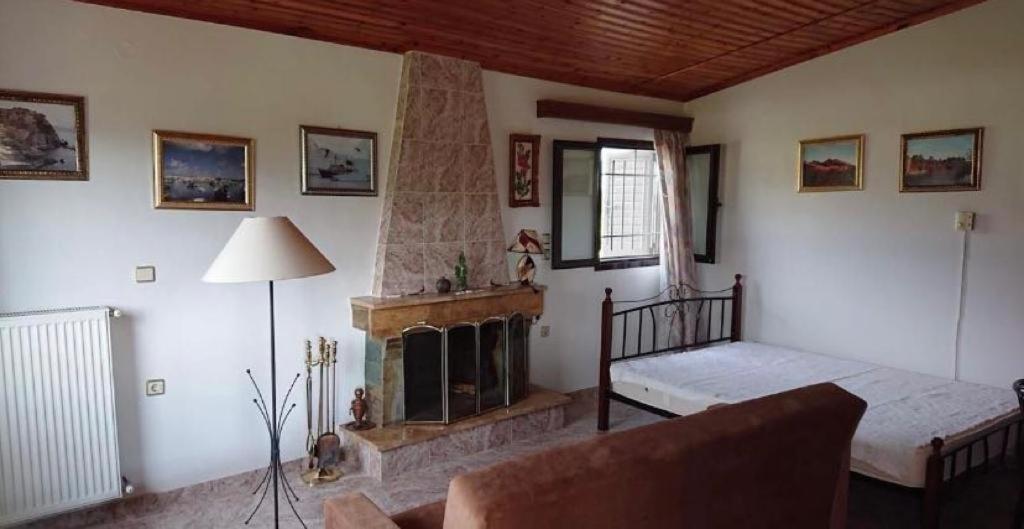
[609,341,1020,487]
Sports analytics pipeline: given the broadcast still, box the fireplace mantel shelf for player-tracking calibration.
[351,284,545,339]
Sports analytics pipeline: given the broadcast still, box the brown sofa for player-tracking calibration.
[325,383,866,529]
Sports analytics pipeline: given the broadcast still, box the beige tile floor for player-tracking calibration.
[23,394,655,529]
[20,394,1020,529]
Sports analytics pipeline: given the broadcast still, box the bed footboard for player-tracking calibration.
[921,417,1024,529]
[598,274,744,431]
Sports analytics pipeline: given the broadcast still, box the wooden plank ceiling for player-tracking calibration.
[77,0,985,102]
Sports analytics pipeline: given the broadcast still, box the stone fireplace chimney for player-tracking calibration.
[372,51,507,296]
[353,52,544,429]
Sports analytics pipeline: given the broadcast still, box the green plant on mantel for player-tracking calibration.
[454,251,468,291]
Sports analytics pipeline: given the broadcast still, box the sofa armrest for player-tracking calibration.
[325,493,401,529]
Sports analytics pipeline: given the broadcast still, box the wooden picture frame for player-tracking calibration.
[797,134,864,192]
[509,133,540,207]
[152,130,254,211]
[0,89,88,181]
[300,125,377,196]
[900,127,982,192]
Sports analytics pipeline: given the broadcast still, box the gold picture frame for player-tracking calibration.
[152,130,254,210]
[797,134,864,192]
[0,89,88,181]
[300,125,377,196]
[899,127,982,193]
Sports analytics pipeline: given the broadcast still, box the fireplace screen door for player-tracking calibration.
[402,314,526,424]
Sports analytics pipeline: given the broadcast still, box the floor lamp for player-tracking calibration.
[204,217,335,528]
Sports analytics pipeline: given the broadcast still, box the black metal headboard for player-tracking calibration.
[597,274,743,431]
[602,274,743,365]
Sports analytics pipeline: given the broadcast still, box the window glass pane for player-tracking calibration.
[599,147,661,260]
[560,149,596,261]
[686,152,710,256]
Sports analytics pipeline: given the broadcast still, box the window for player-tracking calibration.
[598,140,661,266]
[685,144,722,264]
[552,138,660,270]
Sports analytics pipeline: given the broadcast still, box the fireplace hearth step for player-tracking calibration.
[343,387,570,481]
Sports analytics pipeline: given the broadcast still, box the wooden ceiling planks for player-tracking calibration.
[76,0,987,101]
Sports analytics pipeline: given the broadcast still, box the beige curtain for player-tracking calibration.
[654,129,698,345]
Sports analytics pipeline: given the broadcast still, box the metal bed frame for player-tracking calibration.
[596,274,1023,529]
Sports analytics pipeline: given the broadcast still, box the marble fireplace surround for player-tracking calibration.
[351,285,545,426]
[372,51,508,297]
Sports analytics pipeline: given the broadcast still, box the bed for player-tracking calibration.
[596,275,1023,529]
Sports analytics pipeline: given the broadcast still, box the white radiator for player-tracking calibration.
[0,307,122,527]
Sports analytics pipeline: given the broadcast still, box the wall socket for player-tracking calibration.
[540,325,550,337]
[145,379,165,396]
[955,211,975,232]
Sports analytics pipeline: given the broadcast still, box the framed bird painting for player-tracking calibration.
[300,125,377,196]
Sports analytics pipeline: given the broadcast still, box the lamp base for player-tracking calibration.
[243,369,306,528]
[515,254,537,284]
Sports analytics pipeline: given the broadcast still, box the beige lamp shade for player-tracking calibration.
[508,229,544,255]
[203,216,335,283]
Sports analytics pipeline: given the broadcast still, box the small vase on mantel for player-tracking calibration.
[454,251,469,291]
[435,276,452,294]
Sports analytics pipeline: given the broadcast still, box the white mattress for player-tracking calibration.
[610,341,1021,487]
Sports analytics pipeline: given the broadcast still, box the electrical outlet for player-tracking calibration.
[955,211,975,232]
[145,379,165,396]
[540,325,550,337]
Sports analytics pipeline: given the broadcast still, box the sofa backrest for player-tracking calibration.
[442,383,866,529]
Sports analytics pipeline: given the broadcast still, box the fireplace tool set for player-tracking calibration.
[301,337,343,485]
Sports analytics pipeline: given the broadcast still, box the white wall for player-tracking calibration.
[690,0,1024,388]
[0,0,685,492]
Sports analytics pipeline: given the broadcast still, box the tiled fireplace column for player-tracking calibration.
[372,51,508,297]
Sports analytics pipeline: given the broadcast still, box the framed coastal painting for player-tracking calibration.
[0,89,88,180]
[797,134,863,192]
[509,134,540,207]
[900,128,982,192]
[152,130,254,210]
[300,125,377,196]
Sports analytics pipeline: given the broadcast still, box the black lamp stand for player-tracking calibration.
[244,281,306,528]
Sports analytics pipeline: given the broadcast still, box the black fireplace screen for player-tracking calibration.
[479,319,506,413]
[402,314,527,424]
[447,324,477,422]
[402,327,444,423]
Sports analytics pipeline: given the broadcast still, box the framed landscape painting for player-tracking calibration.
[0,89,88,180]
[900,128,982,192]
[300,125,376,196]
[153,130,254,210]
[509,134,540,207]
[798,134,863,192]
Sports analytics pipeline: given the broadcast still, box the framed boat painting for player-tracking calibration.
[152,130,254,210]
[509,133,540,207]
[900,128,982,192]
[797,134,863,192]
[300,125,377,196]
[0,89,88,180]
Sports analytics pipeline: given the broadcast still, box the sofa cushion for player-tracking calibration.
[392,500,446,529]
[442,383,865,529]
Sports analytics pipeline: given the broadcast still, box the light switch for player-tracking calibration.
[135,265,156,283]
[145,379,165,396]
[955,211,975,232]
[540,325,551,337]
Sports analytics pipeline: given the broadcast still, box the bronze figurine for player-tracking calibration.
[345,387,375,431]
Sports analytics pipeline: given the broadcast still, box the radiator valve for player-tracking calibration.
[121,476,135,495]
